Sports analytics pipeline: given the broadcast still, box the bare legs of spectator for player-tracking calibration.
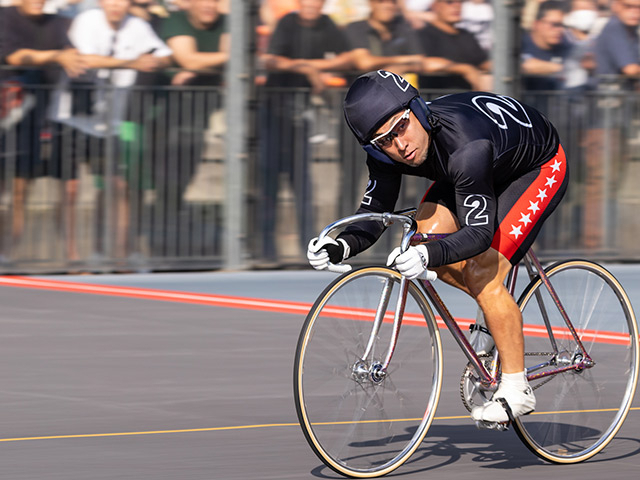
[63,178,79,262]
[114,175,130,260]
[11,177,27,248]
[582,128,620,250]
[95,175,130,261]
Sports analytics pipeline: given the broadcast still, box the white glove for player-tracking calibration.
[307,236,352,273]
[386,244,437,281]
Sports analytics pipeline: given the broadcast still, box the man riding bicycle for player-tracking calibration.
[307,70,568,425]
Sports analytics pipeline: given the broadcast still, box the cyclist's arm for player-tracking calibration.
[337,156,402,258]
[424,141,497,267]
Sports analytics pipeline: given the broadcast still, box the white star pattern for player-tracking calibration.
[545,175,557,188]
[537,189,548,202]
[501,154,564,251]
[510,225,523,239]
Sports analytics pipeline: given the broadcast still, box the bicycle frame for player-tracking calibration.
[318,209,595,390]
[419,250,594,389]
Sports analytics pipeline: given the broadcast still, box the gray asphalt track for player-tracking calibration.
[0,266,639,479]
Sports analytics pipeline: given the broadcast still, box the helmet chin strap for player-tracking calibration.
[363,96,435,165]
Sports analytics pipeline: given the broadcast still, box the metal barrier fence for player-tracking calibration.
[1,82,226,272]
[2,79,640,273]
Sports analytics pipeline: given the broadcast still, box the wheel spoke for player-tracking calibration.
[294,267,443,477]
[514,261,639,463]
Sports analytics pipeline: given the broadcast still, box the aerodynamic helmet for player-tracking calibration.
[343,70,433,164]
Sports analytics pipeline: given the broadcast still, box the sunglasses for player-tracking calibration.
[543,20,565,28]
[370,109,411,149]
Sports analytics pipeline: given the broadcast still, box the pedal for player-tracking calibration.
[474,420,510,431]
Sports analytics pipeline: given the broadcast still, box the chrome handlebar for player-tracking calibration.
[318,209,419,255]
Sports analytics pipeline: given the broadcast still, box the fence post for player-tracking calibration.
[224,0,251,270]
[492,0,521,96]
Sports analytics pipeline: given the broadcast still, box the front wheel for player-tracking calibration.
[294,267,443,478]
[514,260,639,463]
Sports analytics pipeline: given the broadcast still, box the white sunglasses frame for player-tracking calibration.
[369,109,411,148]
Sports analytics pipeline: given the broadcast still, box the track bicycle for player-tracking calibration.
[293,209,639,478]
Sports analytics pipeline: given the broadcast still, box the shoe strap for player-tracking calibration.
[469,323,491,335]
[496,397,515,423]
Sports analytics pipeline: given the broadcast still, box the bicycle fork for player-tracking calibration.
[353,276,410,384]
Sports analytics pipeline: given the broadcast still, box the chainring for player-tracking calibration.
[460,352,557,412]
[460,354,496,412]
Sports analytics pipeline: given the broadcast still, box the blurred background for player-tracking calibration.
[1,0,639,274]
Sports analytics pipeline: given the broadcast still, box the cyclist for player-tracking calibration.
[307,70,568,426]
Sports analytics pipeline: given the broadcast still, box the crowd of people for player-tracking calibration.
[1,0,638,119]
[0,0,638,266]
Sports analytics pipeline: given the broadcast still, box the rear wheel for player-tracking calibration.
[294,267,443,477]
[514,260,639,463]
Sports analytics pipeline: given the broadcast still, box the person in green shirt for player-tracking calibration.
[161,0,228,85]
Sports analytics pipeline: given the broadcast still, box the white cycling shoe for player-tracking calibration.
[471,378,536,424]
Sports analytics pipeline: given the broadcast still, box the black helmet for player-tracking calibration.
[343,70,433,164]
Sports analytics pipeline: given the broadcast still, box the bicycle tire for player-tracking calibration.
[513,260,639,463]
[294,266,443,478]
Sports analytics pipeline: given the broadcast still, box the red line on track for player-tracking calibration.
[0,276,313,315]
[0,276,631,345]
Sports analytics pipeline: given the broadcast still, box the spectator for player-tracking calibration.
[162,0,228,86]
[263,0,352,92]
[583,0,640,249]
[67,0,172,86]
[521,1,573,91]
[160,0,228,209]
[1,0,87,262]
[415,0,491,91]
[260,0,352,263]
[59,0,172,260]
[563,0,598,91]
[344,0,424,77]
[594,0,640,86]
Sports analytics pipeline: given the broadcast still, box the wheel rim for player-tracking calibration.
[514,261,639,463]
[295,268,443,477]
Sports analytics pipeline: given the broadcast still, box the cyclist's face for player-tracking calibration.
[373,110,430,167]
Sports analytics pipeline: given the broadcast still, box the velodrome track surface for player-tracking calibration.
[0,266,639,479]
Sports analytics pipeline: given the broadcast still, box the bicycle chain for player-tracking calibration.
[459,352,556,412]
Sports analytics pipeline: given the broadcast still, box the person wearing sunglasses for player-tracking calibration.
[307,70,569,426]
[521,0,573,91]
